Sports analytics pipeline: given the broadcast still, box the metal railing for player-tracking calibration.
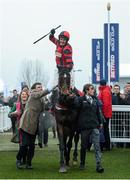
[110,105,130,143]
[0,105,130,144]
[0,106,11,132]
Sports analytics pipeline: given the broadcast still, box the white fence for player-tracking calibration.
[110,105,130,143]
[0,106,11,132]
[0,105,130,144]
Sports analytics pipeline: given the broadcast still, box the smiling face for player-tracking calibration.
[59,37,67,46]
[20,91,28,102]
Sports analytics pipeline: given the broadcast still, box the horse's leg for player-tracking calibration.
[73,131,79,165]
[58,72,64,90]
[57,124,67,173]
[63,136,67,162]
[64,136,68,167]
[66,135,73,167]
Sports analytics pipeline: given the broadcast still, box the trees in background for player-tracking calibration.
[19,59,49,88]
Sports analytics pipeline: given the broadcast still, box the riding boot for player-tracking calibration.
[66,73,71,90]
[58,74,64,89]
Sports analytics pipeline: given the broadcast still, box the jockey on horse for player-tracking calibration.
[49,29,73,91]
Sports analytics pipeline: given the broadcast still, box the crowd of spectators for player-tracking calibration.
[0,82,130,146]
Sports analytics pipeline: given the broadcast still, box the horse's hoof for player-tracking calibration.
[73,160,78,166]
[59,166,67,173]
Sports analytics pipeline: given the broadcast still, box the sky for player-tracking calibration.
[0,0,130,91]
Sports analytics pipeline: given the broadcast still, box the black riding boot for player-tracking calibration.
[66,73,71,89]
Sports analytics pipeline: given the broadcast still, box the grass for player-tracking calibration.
[0,133,130,179]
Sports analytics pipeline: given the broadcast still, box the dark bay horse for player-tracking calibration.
[51,74,80,173]
[54,90,79,172]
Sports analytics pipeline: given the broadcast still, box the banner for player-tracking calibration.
[104,23,119,82]
[92,39,103,84]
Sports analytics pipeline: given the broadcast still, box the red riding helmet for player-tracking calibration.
[59,31,70,41]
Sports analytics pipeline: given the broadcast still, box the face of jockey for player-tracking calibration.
[59,37,67,47]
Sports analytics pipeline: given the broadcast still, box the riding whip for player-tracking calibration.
[33,25,61,44]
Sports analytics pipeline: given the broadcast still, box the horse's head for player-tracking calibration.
[58,88,76,108]
[59,72,71,92]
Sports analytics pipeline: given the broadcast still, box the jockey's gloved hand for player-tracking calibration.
[50,29,55,35]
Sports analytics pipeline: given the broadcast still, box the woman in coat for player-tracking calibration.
[8,90,29,143]
[16,82,57,169]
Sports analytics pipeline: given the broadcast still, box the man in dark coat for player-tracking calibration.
[112,84,125,105]
[112,84,126,147]
[124,83,130,105]
[74,83,104,173]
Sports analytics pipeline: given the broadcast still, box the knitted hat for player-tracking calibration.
[100,79,106,86]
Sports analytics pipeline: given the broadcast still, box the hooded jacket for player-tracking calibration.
[98,85,112,118]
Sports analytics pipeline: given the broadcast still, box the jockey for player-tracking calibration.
[49,29,74,89]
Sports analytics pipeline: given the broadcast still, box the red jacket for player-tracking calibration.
[98,85,112,118]
[49,35,73,68]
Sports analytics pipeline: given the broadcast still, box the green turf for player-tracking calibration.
[0,133,130,179]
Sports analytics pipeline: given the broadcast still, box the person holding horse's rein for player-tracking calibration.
[74,84,104,173]
[49,29,73,90]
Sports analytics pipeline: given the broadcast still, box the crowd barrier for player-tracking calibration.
[0,105,130,144]
[110,105,130,143]
[0,106,11,132]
